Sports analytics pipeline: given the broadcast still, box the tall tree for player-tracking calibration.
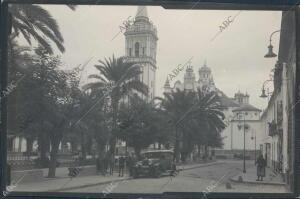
[84,55,148,157]
[9,4,76,54]
[157,89,196,162]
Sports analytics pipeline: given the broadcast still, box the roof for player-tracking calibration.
[219,96,240,107]
[232,104,261,112]
[216,89,240,108]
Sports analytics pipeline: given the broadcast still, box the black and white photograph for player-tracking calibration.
[2,2,297,195]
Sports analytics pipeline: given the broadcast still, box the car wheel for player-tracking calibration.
[152,167,161,178]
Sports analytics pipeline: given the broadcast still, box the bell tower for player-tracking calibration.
[124,6,158,101]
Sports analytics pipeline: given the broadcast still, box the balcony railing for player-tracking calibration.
[124,56,156,66]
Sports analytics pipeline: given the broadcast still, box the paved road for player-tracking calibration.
[64,160,288,193]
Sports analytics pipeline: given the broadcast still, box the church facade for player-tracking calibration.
[163,62,263,152]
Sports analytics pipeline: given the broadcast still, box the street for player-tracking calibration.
[62,160,288,193]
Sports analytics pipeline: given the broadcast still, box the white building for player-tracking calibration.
[164,62,262,152]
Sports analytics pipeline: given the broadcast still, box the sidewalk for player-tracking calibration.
[15,172,130,192]
[230,165,285,186]
[14,161,223,192]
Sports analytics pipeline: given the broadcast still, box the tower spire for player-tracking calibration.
[204,59,207,67]
[136,6,148,21]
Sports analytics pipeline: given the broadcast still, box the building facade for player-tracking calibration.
[260,10,296,189]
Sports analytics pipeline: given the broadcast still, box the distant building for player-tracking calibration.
[164,62,262,151]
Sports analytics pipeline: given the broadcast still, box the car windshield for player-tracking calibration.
[143,152,173,159]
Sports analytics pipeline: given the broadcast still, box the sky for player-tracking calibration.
[35,4,282,110]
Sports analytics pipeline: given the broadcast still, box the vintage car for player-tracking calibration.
[131,150,176,178]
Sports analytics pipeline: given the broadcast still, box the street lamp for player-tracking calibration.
[260,79,273,99]
[264,30,280,58]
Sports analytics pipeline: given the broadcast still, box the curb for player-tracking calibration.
[229,176,286,186]
[179,161,225,171]
[49,177,132,192]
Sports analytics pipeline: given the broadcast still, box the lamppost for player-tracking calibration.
[251,129,257,164]
[237,112,248,173]
[264,30,280,58]
[260,79,273,100]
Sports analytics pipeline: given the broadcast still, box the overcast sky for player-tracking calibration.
[38,5,281,110]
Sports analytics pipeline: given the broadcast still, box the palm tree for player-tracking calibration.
[157,89,196,162]
[84,55,148,156]
[9,4,76,54]
[190,89,226,159]
[158,88,226,162]
[117,96,164,158]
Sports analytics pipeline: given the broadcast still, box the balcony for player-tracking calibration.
[268,120,279,136]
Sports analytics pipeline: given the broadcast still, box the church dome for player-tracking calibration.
[199,65,211,72]
[199,60,211,73]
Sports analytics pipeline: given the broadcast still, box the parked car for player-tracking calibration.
[131,150,176,178]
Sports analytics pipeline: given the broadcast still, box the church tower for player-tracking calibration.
[198,60,216,92]
[184,64,196,91]
[124,6,158,101]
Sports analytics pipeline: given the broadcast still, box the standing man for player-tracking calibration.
[119,156,125,177]
[256,153,266,181]
[109,155,115,176]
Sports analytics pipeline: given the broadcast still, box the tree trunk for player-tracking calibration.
[80,131,86,162]
[26,137,34,154]
[38,134,49,167]
[86,136,92,155]
[109,100,118,156]
[70,140,78,153]
[173,127,180,163]
[48,136,61,178]
[204,145,208,161]
[197,144,201,158]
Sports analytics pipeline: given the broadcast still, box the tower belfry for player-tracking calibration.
[124,6,158,101]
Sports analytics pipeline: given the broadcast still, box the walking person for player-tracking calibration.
[109,155,115,176]
[102,153,109,176]
[256,153,266,181]
[118,156,125,177]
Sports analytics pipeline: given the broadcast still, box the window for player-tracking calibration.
[143,47,145,56]
[135,42,140,57]
[129,48,132,56]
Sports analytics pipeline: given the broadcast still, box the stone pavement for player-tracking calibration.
[13,161,223,192]
[230,165,285,186]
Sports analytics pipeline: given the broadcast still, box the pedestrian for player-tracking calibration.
[118,156,125,177]
[103,153,109,176]
[256,153,266,181]
[109,155,115,176]
[96,156,101,174]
